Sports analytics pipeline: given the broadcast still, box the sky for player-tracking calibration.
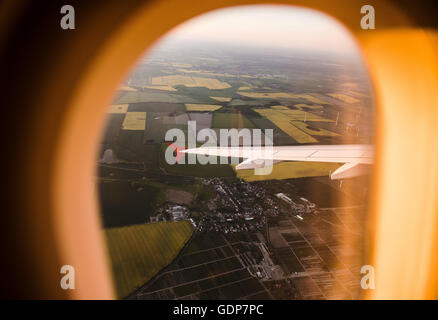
[157,5,360,56]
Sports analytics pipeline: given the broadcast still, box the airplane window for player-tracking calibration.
[97,5,374,299]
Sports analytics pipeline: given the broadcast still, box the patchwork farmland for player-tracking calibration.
[98,37,374,300]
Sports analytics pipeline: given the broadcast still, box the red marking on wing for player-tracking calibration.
[167,142,186,162]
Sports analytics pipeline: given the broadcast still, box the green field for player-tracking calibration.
[212,112,255,128]
[175,83,241,101]
[105,221,193,298]
[99,180,161,228]
[229,99,273,107]
[113,90,201,104]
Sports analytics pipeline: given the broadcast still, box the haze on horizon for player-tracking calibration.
[151,5,360,56]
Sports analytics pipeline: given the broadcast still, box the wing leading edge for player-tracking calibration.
[182,144,373,180]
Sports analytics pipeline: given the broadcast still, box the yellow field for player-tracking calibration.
[107,104,128,114]
[210,96,232,102]
[238,86,252,91]
[185,104,222,112]
[255,109,316,143]
[122,112,146,130]
[152,75,231,90]
[237,91,328,104]
[143,85,177,91]
[105,221,193,298]
[255,106,333,122]
[294,104,324,110]
[234,161,342,181]
[254,107,338,143]
[118,85,137,91]
[274,118,316,143]
[327,93,360,104]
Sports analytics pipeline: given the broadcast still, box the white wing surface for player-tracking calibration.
[182,145,373,180]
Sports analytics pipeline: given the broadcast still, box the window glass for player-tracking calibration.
[97,5,374,299]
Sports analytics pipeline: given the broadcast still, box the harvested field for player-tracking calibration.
[143,85,177,91]
[122,112,147,130]
[152,75,231,90]
[254,109,317,143]
[107,104,129,114]
[210,96,232,102]
[185,104,222,112]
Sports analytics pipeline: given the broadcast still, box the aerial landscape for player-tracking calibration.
[97,6,374,299]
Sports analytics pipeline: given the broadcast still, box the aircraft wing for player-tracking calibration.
[182,144,373,180]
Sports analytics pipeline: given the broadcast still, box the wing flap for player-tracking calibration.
[330,161,372,180]
[235,158,281,170]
